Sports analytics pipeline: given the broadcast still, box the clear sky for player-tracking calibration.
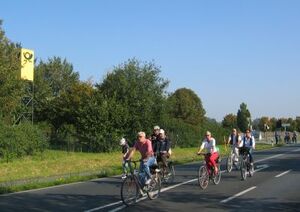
[1,0,300,121]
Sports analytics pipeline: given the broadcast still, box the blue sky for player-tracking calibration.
[1,0,300,121]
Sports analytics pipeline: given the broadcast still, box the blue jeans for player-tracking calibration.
[139,156,156,181]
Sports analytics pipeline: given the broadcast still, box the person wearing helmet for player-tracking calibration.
[151,126,160,147]
[120,138,130,179]
[153,129,171,170]
[197,131,219,175]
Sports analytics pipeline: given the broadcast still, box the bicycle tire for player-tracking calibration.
[198,166,209,189]
[147,173,161,200]
[121,175,139,206]
[226,153,233,173]
[240,159,247,181]
[213,164,221,185]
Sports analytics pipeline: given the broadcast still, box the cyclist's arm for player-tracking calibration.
[127,147,136,160]
[197,141,205,154]
[252,137,256,150]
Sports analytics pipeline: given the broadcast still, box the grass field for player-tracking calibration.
[0,143,279,193]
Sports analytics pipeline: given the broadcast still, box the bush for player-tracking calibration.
[0,122,48,162]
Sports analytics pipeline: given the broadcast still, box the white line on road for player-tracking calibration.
[275,170,292,178]
[84,201,123,212]
[220,186,257,204]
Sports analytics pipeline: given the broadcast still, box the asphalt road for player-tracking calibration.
[1,144,300,212]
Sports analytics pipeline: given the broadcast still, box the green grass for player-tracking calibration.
[0,143,278,194]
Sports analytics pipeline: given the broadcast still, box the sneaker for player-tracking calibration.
[145,178,151,185]
[121,174,127,179]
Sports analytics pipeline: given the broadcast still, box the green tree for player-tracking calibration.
[96,58,169,141]
[258,116,271,131]
[0,20,24,124]
[237,102,251,132]
[167,88,206,125]
[34,57,80,129]
[222,114,237,129]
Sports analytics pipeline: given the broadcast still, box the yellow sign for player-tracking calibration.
[20,48,34,81]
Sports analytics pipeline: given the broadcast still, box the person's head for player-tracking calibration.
[205,131,212,140]
[153,126,160,135]
[232,128,237,135]
[159,129,166,140]
[137,131,146,142]
[119,138,126,146]
[245,129,251,138]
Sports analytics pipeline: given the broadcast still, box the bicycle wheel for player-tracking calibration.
[147,173,161,200]
[198,166,209,189]
[121,175,139,206]
[240,159,247,181]
[213,164,221,185]
[163,162,175,184]
[226,153,233,173]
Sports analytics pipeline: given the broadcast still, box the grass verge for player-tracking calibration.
[0,143,279,194]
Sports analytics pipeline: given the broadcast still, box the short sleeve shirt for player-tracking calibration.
[134,139,154,159]
[200,138,217,153]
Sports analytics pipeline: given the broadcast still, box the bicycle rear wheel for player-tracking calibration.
[213,164,221,185]
[198,166,209,189]
[147,173,161,200]
[163,162,175,184]
[121,175,139,206]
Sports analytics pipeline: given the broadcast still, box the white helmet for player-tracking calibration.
[153,125,160,130]
[119,138,126,146]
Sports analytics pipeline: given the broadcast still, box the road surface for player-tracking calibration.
[1,144,300,212]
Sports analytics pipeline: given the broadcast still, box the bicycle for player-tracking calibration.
[156,156,175,184]
[226,146,239,173]
[120,159,161,206]
[197,153,221,190]
[239,147,254,180]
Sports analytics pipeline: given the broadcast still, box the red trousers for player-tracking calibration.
[205,152,219,171]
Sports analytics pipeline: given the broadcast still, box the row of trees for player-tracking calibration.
[222,105,300,132]
[1,20,228,155]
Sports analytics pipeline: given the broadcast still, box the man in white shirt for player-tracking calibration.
[241,129,255,165]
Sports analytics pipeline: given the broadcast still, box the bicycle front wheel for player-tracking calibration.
[226,153,233,173]
[198,166,209,190]
[147,173,161,200]
[121,175,139,206]
[240,160,247,181]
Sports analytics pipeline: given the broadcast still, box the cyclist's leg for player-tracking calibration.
[143,156,156,179]
[210,152,219,174]
[233,146,239,163]
[248,149,253,164]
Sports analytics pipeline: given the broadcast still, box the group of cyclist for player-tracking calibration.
[120,126,171,185]
[120,125,256,186]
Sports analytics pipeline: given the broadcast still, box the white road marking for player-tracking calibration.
[275,170,292,178]
[254,164,269,173]
[220,186,257,203]
[84,201,123,212]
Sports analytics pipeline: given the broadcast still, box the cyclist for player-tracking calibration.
[151,126,160,148]
[292,131,297,143]
[127,131,156,185]
[154,129,171,171]
[197,131,219,175]
[227,128,242,168]
[241,129,256,167]
[120,138,130,179]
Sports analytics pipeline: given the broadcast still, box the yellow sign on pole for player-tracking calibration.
[20,48,34,81]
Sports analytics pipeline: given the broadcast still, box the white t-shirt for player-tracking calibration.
[200,138,217,153]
